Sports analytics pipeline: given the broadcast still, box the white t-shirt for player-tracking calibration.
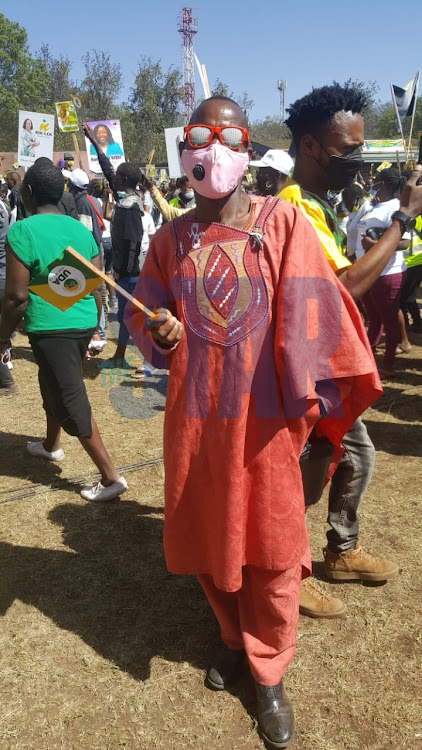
[102,218,111,240]
[346,199,372,257]
[355,198,407,276]
[143,191,153,213]
[141,212,156,254]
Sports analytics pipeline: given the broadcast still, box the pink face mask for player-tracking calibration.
[181,142,249,200]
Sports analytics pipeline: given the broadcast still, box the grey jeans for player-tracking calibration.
[326,417,375,553]
[0,278,15,389]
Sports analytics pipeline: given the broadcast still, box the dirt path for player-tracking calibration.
[0,325,421,750]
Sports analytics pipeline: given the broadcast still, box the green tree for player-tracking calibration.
[209,80,254,114]
[39,44,76,151]
[377,108,401,138]
[335,78,382,138]
[211,79,233,98]
[342,78,379,108]
[0,13,49,152]
[81,50,122,121]
[238,91,254,121]
[249,116,290,144]
[113,103,138,160]
[377,97,422,140]
[128,57,183,162]
[40,44,74,107]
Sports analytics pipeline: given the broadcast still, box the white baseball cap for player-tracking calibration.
[68,168,89,189]
[249,149,294,176]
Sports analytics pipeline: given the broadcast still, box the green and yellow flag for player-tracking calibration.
[28,247,101,311]
[377,160,393,172]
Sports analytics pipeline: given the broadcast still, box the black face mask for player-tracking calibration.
[317,142,364,191]
[256,169,281,196]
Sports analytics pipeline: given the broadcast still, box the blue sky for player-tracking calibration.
[6,0,422,121]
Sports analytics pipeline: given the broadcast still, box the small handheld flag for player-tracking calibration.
[28,246,156,319]
[28,247,102,311]
[376,161,392,172]
[391,72,420,126]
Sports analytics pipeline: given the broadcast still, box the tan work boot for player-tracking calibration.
[323,542,399,582]
[299,577,346,619]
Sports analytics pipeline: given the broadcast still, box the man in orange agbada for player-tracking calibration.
[126,96,382,748]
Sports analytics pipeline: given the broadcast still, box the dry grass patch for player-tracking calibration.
[0,330,421,749]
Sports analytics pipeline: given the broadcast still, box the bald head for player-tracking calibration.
[190,96,248,129]
[6,171,21,188]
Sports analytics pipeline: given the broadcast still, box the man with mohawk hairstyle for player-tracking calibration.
[281,83,422,618]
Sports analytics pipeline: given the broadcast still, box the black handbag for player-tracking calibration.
[299,436,334,508]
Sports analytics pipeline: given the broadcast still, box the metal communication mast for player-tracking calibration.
[177,7,199,124]
[277,80,287,125]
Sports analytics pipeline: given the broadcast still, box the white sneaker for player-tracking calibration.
[27,441,65,462]
[80,476,128,502]
[89,339,107,353]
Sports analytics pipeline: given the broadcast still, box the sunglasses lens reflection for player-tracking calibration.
[188,126,212,147]
[220,127,244,149]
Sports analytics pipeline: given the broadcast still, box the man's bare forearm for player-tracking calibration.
[338,221,403,300]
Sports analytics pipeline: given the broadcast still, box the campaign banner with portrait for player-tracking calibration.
[55,101,79,133]
[85,120,125,174]
[18,111,55,168]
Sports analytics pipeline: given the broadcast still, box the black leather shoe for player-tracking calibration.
[255,679,294,748]
[205,644,245,690]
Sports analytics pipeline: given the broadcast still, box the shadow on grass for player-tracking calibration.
[369,385,422,423]
[365,420,422,457]
[0,431,85,493]
[373,354,422,389]
[0,498,263,726]
[10,344,36,364]
[0,500,221,683]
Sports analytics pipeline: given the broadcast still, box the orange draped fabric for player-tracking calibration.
[198,563,302,686]
[126,197,381,592]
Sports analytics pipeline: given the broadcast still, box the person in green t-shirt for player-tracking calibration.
[0,158,127,502]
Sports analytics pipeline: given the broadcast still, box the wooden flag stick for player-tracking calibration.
[71,132,83,169]
[146,149,155,175]
[66,246,155,319]
[406,71,420,162]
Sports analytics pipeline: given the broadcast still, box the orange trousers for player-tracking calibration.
[198,563,303,686]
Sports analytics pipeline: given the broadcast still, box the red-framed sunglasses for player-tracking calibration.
[184,124,250,151]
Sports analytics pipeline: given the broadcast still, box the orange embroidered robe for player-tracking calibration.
[125,197,381,591]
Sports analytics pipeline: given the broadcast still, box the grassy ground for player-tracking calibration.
[0,319,421,750]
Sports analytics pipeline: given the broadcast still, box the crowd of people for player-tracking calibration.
[0,83,421,748]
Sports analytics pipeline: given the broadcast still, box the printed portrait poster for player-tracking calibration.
[18,111,55,168]
[85,120,125,174]
[55,101,79,133]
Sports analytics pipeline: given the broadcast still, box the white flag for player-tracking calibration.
[391,71,420,125]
